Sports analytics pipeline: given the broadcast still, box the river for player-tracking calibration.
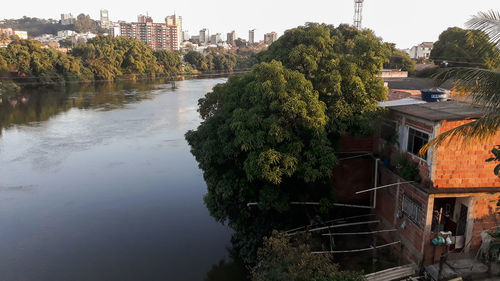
[0,79,248,281]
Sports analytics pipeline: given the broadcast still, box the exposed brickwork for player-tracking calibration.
[376,166,429,263]
[332,157,373,202]
[433,120,500,188]
[406,118,433,134]
[470,194,500,251]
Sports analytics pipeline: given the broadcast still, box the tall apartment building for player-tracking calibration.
[182,31,190,42]
[210,33,222,44]
[199,28,209,44]
[264,32,277,44]
[165,15,182,49]
[226,30,236,46]
[100,9,110,29]
[120,16,179,51]
[248,29,255,44]
[60,13,75,25]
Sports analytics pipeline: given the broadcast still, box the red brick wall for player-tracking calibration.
[337,134,374,153]
[376,167,429,262]
[332,157,373,202]
[433,120,500,188]
[470,194,500,251]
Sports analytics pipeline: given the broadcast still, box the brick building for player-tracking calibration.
[372,100,500,266]
[119,15,179,51]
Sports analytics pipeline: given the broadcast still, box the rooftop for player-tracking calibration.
[387,100,485,121]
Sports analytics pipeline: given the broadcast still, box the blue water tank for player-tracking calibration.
[421,88,449,102]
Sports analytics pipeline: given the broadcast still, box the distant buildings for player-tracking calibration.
[100,9,110,29]
[199,28,209,44]
[264,32,277,44]
[405,42,434,60]
[0,28,14,37]
[0,28,28,40]
[210,33,222,44]
[119,15,180,51]
[182,31,190,42]
[248,29,255,44]
[165,15,182,49]
[226,31,236,46]
[60,13,75,25]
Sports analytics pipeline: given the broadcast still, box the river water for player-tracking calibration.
[0,79,247,281]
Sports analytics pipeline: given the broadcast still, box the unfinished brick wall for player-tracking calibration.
[433,120,500,188]
[376,166,429,262]
[470,194,500,251]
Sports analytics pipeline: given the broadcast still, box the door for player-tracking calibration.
[456,204,468,236]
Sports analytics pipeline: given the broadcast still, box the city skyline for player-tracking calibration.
[0,0,498,48]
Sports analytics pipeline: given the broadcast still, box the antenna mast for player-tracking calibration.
[354,0,364,30]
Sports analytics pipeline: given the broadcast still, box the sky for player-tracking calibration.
[1,0,499,48]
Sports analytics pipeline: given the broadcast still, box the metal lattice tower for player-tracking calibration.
[354,0,364,30]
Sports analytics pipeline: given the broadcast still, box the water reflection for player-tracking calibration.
[0,79,174,134]
[0,78,249,281]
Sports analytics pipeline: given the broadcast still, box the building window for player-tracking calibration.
[402,194,422,226]
[407,127,429,159]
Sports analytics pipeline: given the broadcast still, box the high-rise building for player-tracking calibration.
[199,28,209,44]
[165,15,182,49]
[264,32,278,44]
[226,31,236,46]
[60,13,75,25]
[182,31,190,42]
[100,9,110,29]
[137,14,153,23]
[210,33,222,44]
[248,29,255,44]
[120,16,179,51]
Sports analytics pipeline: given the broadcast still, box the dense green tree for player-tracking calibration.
[186,61,336,260]
[258,23,390,135]
[71,36,158,80]
[0,38,92,83]
[154,50,183,74]
[430,26,500,69]
[384,43,416,75]
[184,51,209,71]
[252,231,365,281]
[74,14,93,33]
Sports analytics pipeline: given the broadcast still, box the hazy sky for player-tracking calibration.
[2,0,498,48]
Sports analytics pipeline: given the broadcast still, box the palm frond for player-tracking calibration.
[466,10,500,48]
[420,112,500,154]
[432,67,500,111]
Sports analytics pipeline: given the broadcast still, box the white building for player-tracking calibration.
[182,31,190,42]
[406,42,434,60]
[210,33,222,44]
[57,30,76,38]
[60,13,75,25]
[166,15,182,50]
[100,9,110,29]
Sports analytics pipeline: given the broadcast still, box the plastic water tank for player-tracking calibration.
[421,88,449,102]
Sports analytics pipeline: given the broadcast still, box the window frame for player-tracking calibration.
[402,194,422,227]
[406,126,430,160]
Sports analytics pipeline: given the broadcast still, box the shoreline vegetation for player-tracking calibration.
[0,35,257,95]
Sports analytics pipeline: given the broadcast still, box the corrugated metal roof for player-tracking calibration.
[379,98,426,107]
[388,100,485,121]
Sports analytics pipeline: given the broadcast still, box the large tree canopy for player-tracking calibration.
[258,23,390,134]
[186,61,336,259]
[430,26,500,70]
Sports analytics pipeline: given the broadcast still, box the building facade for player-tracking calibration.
[100,9,110,29]
[227,31,236,46]
[249,29,255,44]
[120,16,179,51]
[60,13,75,25]
[264,32,277,44]
[199,28,209,45]
[406,42,434,60]
[165,15,182,49]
